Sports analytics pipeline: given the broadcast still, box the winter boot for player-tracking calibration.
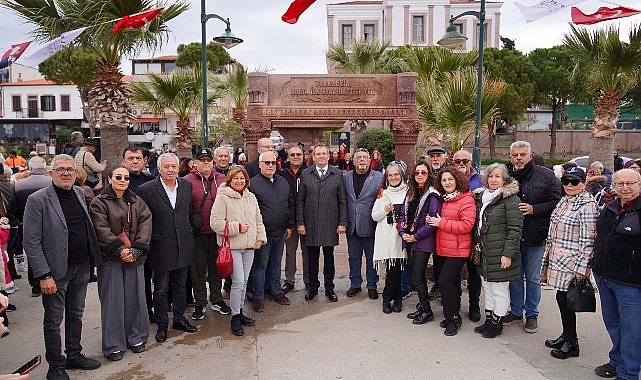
[551,339,579,359]
[474,309,493,334]
[412,303,435,325]
[383,298,393,314]
[482,313,503,338]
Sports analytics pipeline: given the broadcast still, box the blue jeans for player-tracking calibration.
[594,273,641,380]
[509,244,544,317]
[41,262,90,369]
[252,233,286,299]
[347,234,378,289]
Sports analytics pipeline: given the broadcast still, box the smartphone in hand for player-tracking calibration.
[13,355,41,375]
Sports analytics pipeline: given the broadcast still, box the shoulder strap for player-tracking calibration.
[197,178,214,212]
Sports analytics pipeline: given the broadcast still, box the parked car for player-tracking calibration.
[553,155,633,177]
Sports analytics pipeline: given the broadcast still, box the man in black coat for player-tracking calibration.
[245,137,275,178]
[504,141,562,334]
[136,153,197,343]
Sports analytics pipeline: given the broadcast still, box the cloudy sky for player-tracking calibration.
[0,0,639,75]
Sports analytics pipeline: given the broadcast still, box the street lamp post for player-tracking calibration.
[201,0,243,148]
[437,0,485,170]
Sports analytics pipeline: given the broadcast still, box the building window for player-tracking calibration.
[41,95,56,112]
[11,96,21,112]
[342,24,353,47]
[364,24,375,42]
[476,23,488,47]
[61,95,70,111]
[412,16,424,42]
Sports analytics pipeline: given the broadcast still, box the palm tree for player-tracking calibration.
[417,67,506,152]
[0,0,189,163]
[395,45,478,81]
[221,64,249,125]
[130,69,218,158]
[563,24,641,168]
[326,39,404,74]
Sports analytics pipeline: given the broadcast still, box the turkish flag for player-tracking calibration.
[112,7,163,33]
[571,6,641,25]
[1,41,31,61]
[282,0,316,24]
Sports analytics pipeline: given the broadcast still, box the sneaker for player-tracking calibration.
[65,353,101,370]
[502,311,523,325]
[444,316,462,336]
[594,363,617,378]
[211,300,231,315]
[191,305,205,320]
[18,261,28,273]
[401,290,412,300]
[427,288,441,300]
[525,316,538,333]
[4,282,18,294]
[47,368,70,380]
[7,303,16,312]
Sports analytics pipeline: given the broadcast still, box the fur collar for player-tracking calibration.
[473,179,520,199]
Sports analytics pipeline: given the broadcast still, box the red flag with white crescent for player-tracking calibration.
[571,6,641,25]
[112,7,164,33]
[282,0,316,24]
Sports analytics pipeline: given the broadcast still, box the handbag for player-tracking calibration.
[116,203,132,249]
[216,222,233,277]
[566,277,596,313]
[190,178,214,234]
[82,152,100,188]
[470,242,482,266]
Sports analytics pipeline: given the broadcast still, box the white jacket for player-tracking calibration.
[371,182,408,271]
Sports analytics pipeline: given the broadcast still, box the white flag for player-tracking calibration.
[20,27,88,67]
[515,0,586,22]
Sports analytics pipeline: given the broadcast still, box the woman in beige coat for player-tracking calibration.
[211,166,266,336]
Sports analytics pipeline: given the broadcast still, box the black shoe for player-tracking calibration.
[439,318,449,328]
[482,320,503,339]
[468,303,481,322]
[130,343,146,353]
[240,309,255,326]
[88,274,98,283]
[474,319,492,334]
[231,314,244,336]
[305,290,318,301]
[412,304,435,325]
[392,300,402,313]
[155,328,167,343]
[211,300,232,315]
[383,300,393,314]
[47,368,70,380]
[406,306,420,319]
[192,305,205,320]
[444,315,462,336]
[346,287,362,297]
[545,334,566,349]
[65,354,101,370]
[368,289,378,300]
[594,363,617,378]
[106,351,125,361]
[551,339,579,359]
[7,303,16,312]
[325,290,338,302]
[31,287,42,297]
[502,311,523,325]
[149,312,160,324]
[281,282,295,294]
[173,318,198,333]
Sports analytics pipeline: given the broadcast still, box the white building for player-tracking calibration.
[326,0,503,71]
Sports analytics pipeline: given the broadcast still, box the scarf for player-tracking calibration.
[443,190,460,202]
[478,188,502,233]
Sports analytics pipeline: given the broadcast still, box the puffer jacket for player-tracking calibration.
[473,180,523,282]
[435,191,476,258]
[184,167,225,235]
[592,196,641,288]
[210,184,267,250]
[90,184,152,266]
[397,187,442,253]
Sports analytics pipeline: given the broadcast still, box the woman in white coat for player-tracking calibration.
[372,161,408,314]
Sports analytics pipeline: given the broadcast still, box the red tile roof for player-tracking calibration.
[0,79,69,86]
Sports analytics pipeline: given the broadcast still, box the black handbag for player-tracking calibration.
[566,277,596,313]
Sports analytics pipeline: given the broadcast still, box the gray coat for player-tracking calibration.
[296,166,347,246]
[23,183,100,279]
[136,177,194,272]
[343,170,384,237]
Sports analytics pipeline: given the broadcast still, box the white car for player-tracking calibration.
[553,155,633,177]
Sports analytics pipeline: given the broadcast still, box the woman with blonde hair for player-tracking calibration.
[211,166,266,336]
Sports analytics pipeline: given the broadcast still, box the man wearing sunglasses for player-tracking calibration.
[505,141,562,334]
[249,151,295,311]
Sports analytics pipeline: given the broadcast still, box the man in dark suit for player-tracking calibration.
[245,138,275,178]
[297,145,348,302]
[137,153,198,343]
[23,154,101,380]
[343,148,384,299]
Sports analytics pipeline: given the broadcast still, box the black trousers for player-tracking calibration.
[144,259,153,315]
[455,257,482,305]
[307,246,335,292]
[438,257,466,319]
[411,250,432,306]
[432,253,443,289]
[383,259,403,303]
[153,266,189,326]
[556,290,577,340]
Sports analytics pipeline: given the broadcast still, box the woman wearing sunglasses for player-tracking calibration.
[540,166,598,359]
[397,160,442,325]
[90,165,152,361]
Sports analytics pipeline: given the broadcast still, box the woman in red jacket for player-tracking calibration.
[428,167,476,336]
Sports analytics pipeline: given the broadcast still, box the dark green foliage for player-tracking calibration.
[176,42,231,72]
[356,128,395,164]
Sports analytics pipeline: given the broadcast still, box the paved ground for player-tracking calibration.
[1,236,613,379]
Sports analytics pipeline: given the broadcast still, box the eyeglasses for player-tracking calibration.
[260,145,275,149]
[198,158,213,162]
[453,159,471,164]
[289,153,302,157]
[113,175,130,181]
[53,167,76,174]
[414,170,429,175]
[561,178,582,186]
[354,156,369,161]
[261,161,277,166]
[613,181,639,188]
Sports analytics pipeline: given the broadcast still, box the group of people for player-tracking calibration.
[2,134,641,380]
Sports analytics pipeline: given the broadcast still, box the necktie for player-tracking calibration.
[319,168,325,177]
